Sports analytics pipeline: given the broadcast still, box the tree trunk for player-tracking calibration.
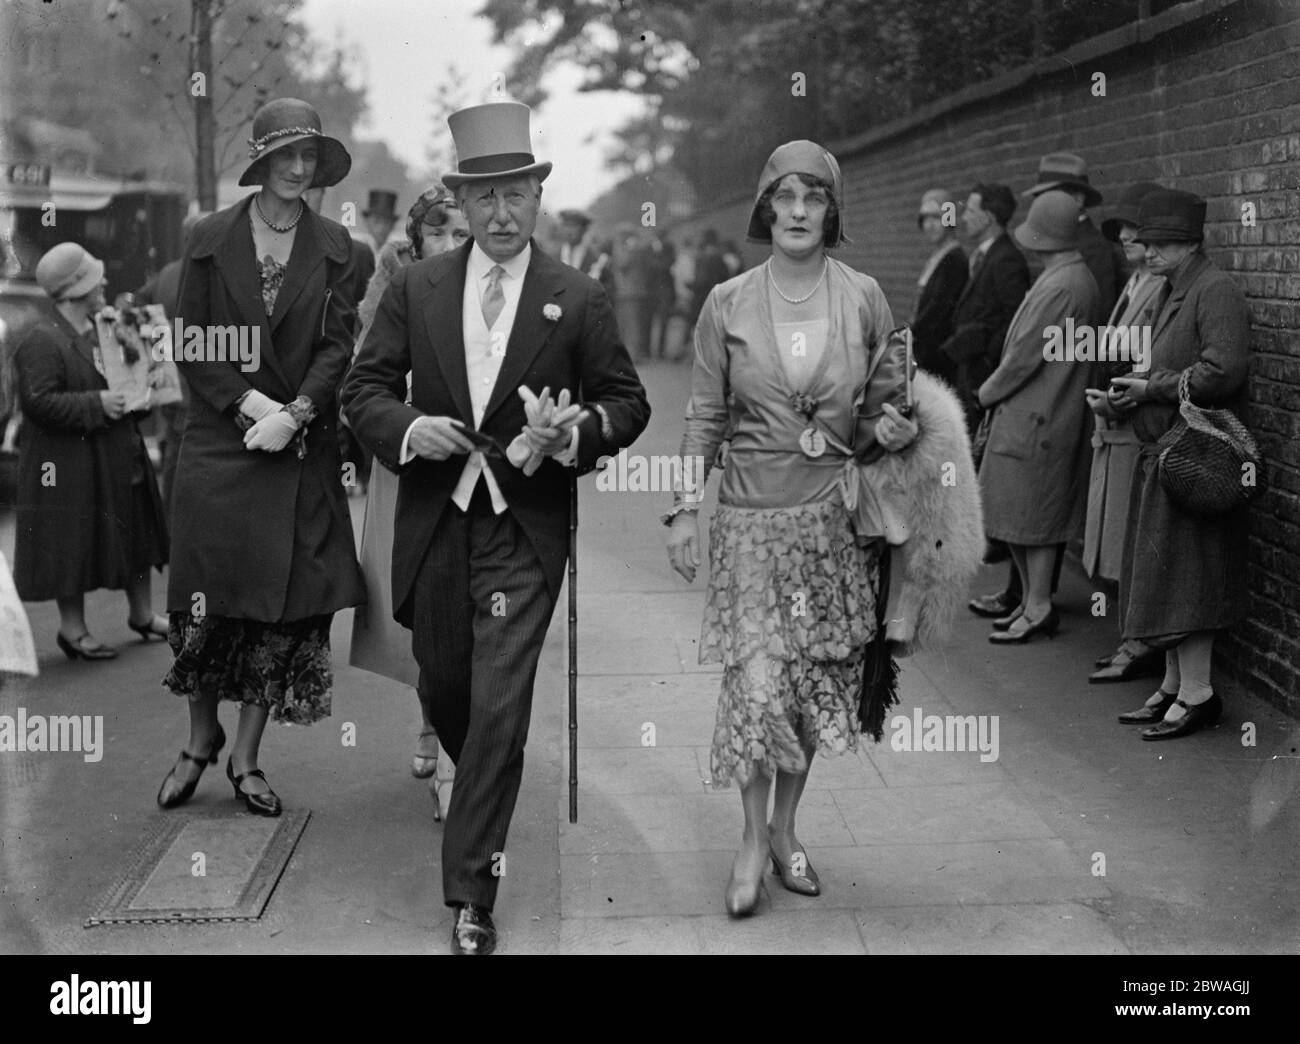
[192,0,216,211]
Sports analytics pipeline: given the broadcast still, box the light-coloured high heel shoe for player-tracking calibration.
[725,847,769,917]
[429,748,455,822]
[411,729,439,779]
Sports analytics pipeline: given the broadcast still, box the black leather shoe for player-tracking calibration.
[1118,689,1178,724]
[1089,644,1165,684]
[1141,694,1223,740]
[156,725,226,809]
[450,903,496,955]
[969,591,1016,618]
[226,758,282,817]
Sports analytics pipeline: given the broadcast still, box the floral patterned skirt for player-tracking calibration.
[163,612,334,725]
[702,497,879,788]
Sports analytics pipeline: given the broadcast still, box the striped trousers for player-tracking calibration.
[412,480,559,910]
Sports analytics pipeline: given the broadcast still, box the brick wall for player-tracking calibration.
[668,0,1300,716]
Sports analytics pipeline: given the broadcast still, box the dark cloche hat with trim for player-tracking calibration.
[239,98,352,188]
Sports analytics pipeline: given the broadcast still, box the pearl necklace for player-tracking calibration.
[254,195,304,233]
[766,258,827,304]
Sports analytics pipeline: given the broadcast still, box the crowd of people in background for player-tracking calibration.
[908,152,1253,741]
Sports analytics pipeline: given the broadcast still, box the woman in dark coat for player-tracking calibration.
[156,98,364,815]
[911,188,967,385]
[1108,189,1252,740]
[13,243,169,659]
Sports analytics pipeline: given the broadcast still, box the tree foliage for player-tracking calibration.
[479,0,1141,202]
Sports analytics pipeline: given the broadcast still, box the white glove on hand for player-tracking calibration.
[244,410,299,452]
[240,389,283,423]
[513,386,585,474]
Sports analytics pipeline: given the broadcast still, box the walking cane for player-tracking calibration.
[568,471,578,823]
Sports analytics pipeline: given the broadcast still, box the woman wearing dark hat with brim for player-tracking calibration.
[156,97,364,815]
[12,243,170,659]
[1108,189,1252,739]
[976,189,1102,643]
[1083,182,1168,683]
[666,140,921,916]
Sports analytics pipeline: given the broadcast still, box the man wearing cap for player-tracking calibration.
[1025,152,1126,317]
[343,101,650,955]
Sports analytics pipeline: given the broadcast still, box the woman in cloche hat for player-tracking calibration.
[665,141,927,917]
[1106,189,1254,740]
[156,98,364,816]
[976,189,1101,645]
[11,243,170,659]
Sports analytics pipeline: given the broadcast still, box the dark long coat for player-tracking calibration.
[1119,251,1252,639]
[12,312,167,600]
[167,196,364,622]
[341,239,651,627]
[912,244,968,384]
[938,233,1031,409]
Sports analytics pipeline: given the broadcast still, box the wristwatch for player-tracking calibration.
[593,403,614,441]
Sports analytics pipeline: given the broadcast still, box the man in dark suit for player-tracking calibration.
[342,102,650,956]
[938,183,1032,620]
[938,183,1030,434]
[556,208,615,299]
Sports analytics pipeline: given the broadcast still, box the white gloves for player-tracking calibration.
[507,386,586,475]
[244,410,299,452]
[240,389,283,423]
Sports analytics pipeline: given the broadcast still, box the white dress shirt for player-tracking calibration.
[399,241,578,515]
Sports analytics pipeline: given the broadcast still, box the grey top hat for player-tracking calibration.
[442,102,552,190]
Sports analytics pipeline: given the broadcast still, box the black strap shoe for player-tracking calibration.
[450,903,496,955]
[1118,689,1178,724]
[1141,694,1223,740]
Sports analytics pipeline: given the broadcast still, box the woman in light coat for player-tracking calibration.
[349,185,469,818]
[1083,182,1167,683]
[977,190,1101,643]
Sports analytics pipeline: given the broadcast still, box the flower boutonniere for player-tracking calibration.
[543,303,562,323]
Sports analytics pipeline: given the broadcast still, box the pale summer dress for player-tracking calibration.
[676,260,896,787]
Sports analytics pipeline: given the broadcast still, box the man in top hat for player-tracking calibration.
[362,189,401,257]
[1026,152,1126,317]
[342,101,650,955]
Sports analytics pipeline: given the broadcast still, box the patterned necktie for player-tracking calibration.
[482,264,505,329]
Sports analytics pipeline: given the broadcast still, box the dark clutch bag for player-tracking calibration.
[851,323,916,464]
